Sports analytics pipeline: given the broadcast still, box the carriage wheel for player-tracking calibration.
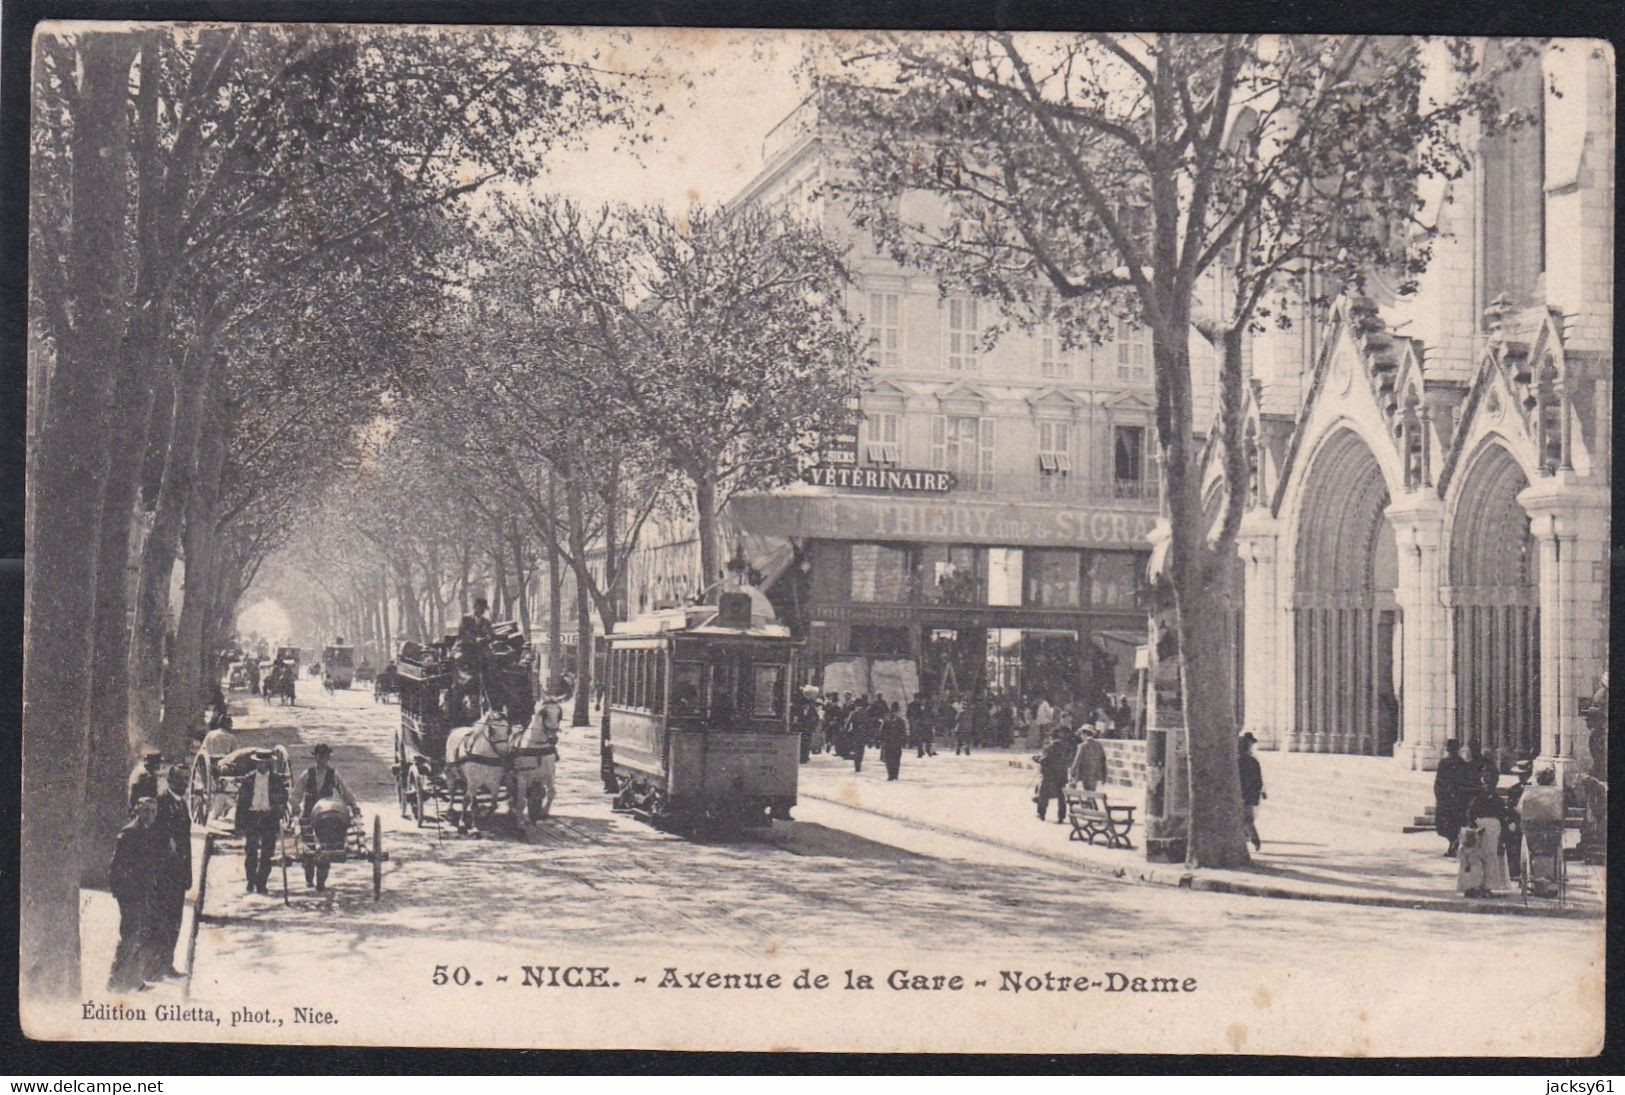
[372,815,383,901]
[394,742,410,820]
[408,766,426,825]
[189,753,212,827]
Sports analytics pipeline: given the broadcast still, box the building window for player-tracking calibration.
[863,411,901,466]
[918,544,984,605]
[986,547,1024,606]
[1085,550,1147,611]
[850,543,912,603]
[1039,325,1072,378]
[1115,318,1149,382]
[867,292,901,369]
[934,415,994,491]
[1114,425,1148,498]
[946,297,982,371]
[1025,549,1082,607]
[1037,420,1072,491]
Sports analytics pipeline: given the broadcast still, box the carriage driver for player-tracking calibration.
[298,743,358,891]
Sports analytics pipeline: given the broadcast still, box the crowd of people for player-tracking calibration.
[792,687,1136,770]
[1433,738,1570,899]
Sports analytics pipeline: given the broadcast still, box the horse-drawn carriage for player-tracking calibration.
[393,622,540,836]
[323,642,355,691]
[373,663,401,704]
[189,744,385,901]
[355,660,377,684]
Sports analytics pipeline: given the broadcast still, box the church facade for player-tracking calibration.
[1229,41,1612,780]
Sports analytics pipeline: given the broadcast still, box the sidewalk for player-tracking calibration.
[795,748,1603,919]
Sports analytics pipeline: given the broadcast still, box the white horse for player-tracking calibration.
[510,700,562,824]
[444,711,519,833]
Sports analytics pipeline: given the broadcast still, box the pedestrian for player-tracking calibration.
[1457,770,1511,898]
[1433,738,1473,857]
[1034,732,1072,823]
[794,686,820,763]
[297,743,358,891]
[1466,739,1499,789]
[235,750,287,895]
[202,716,238,758]
[906,696,924,756]
[1237,732,1265,851]
[881,702,907,781]
[107,797,162,992]
[953,702,974,756]
[1035,696,1054,737]
[1069,725,1108,792]
[144,766,192,982]
[992,699,1013,748]
[127,748,164,813]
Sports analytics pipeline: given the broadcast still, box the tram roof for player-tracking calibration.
[610,604,794,641]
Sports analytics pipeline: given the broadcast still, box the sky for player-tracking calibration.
[538,28,814,211]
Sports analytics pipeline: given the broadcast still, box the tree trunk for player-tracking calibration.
[1152,308,1250,869]
[564,472,594,728]
[21,32,138,1003]
[129,358,210,744]
[160,391,226,753]
[509,519,531,640]
[546,469,562,693]
[694,469,719,603]
[82,351,155,886]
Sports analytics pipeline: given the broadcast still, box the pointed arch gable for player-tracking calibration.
[1270,298,1407,521]
[1435,318,1552,497]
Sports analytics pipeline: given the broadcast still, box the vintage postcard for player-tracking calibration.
[19,22,1609,1055]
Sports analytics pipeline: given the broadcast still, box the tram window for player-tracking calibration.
[652,654,666,714]
[633,651,645,709]
[750,664,787,719]
[671,663,704,716]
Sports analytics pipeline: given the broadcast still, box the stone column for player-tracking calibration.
[1236,512,1281,750]
[1386,493,1449,770]
[1520,476,1610,785]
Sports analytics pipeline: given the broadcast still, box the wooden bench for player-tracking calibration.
[1064,788,1136,849]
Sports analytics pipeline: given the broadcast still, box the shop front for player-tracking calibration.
[795,539,1148,709]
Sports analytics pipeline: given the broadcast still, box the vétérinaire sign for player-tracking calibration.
[802,465,956,493]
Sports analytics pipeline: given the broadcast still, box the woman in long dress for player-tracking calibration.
[1457,774,1512,898]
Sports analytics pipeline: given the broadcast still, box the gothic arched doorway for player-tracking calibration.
[1292,430,1401,755]
[1449,443,1539,764]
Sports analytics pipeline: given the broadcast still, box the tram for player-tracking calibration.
[606,590,802,831]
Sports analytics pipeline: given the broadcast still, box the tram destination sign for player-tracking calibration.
[802,465,956,493]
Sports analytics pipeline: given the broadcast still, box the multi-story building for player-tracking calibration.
[619,95,1214,708]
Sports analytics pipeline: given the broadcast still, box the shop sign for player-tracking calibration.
[729,492,1158,548]
[802,465,956,493]
[820,422,860,466]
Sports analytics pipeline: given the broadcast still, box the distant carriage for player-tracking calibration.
[392,622,537,836]
[373,664,400,704]
[323,641,355,691]
[606,591,802,833]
